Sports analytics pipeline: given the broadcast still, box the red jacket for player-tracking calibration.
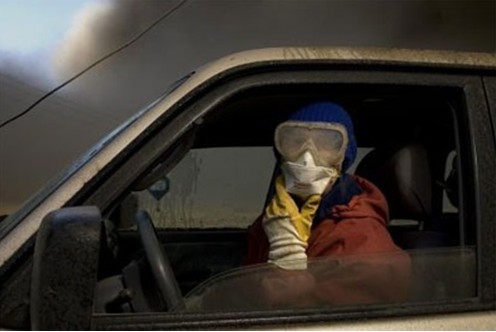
[244,175,411,307]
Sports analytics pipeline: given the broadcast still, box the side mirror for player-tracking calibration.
[31,206,102,330]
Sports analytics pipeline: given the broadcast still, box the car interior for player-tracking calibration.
[94,83,475,314]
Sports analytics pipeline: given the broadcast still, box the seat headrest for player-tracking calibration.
[355,144,431,220]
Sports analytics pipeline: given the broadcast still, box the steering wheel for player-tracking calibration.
[135,210,185,311]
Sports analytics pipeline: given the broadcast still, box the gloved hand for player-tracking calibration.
[262,175,321,270]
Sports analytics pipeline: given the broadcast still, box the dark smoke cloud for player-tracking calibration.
[53,0,180,80]
[391,0,495,52]
[51,0,495,84]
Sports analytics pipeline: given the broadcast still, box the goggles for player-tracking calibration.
[274,121,348,168]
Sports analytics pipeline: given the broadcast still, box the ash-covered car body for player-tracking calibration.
[1,47,496,330]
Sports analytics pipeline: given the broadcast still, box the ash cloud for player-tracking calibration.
[53,0,180,80]
[52,0,495,83]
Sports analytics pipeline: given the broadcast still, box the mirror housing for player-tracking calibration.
[31,206,102,330]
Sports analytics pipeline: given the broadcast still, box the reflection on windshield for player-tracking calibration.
[183,247,475,312]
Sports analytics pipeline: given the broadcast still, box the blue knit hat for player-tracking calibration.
[288,101,357,171]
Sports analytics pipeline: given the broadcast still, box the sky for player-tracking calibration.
[0,0,91,85]
[0,0,86,54]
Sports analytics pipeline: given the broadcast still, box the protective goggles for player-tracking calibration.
[274,121,348,167]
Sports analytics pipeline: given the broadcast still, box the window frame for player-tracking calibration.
[80,66,495,329]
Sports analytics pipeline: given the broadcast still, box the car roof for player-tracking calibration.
[199,47,496,73]
[181,46,495,103]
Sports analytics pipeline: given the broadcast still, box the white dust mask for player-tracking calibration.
[280,151,339,198]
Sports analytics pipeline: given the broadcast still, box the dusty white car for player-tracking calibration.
[0,47,495,330]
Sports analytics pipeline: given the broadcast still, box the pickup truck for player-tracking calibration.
[0,47,495,330]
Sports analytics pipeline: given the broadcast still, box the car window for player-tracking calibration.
[130,146,373,230]
[131,147,275,229]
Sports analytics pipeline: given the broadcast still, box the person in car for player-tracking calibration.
[244,101,411,307]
